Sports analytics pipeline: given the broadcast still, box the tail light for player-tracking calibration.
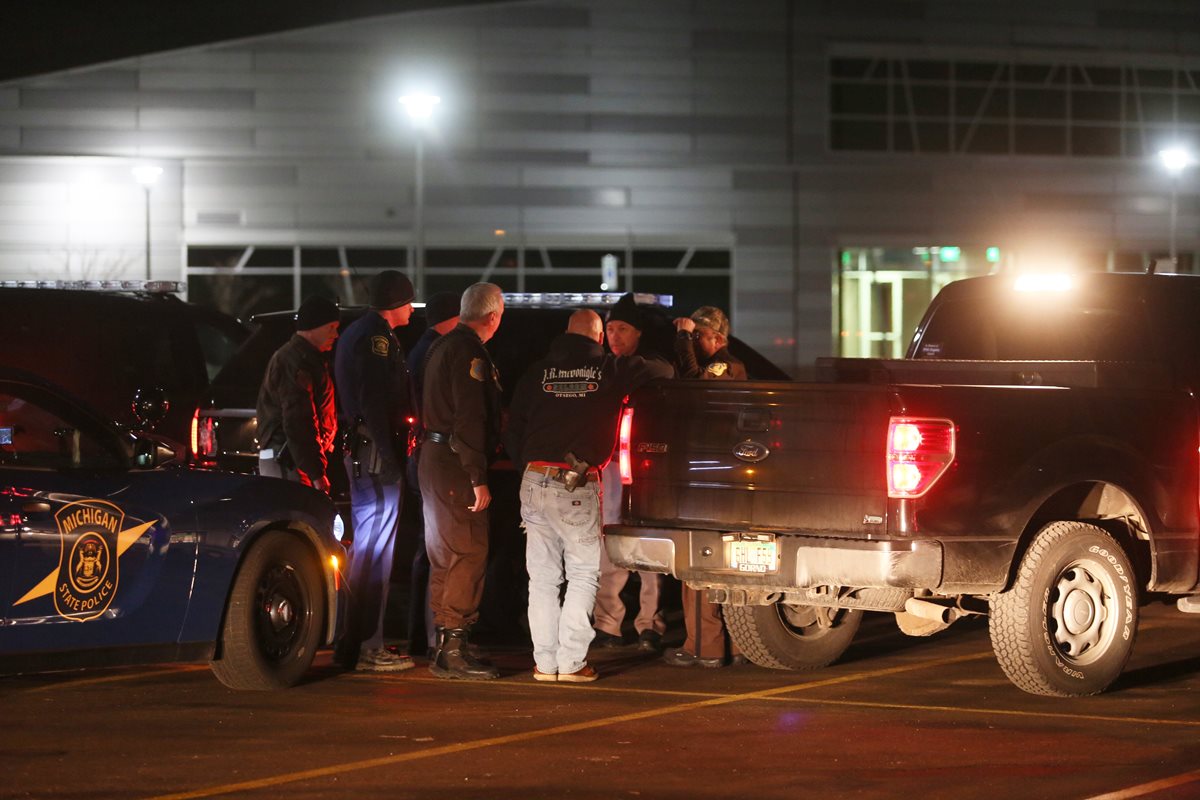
[618,407,634,485]
[887,417,955,499]
[192,410,216,460]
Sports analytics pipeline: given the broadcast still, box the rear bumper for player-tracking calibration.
[603,525,943,590]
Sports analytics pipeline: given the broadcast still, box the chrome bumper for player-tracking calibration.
[603,525,943,590]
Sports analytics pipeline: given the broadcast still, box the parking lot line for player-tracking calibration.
[23,665,209,693]
[1084,768,1200,799]
[146,650,994,800]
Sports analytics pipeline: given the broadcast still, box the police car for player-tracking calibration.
[0,368,344,689]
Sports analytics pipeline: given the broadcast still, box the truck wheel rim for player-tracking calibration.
[1048,558,1116,666]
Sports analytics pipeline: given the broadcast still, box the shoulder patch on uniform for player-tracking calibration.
[370,336,390,357]
[469,357,486,382]
[706,362,728,377]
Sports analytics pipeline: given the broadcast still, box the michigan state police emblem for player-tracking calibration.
[54,500,122,621]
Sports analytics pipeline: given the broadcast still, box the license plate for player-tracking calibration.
[725,535,778,574]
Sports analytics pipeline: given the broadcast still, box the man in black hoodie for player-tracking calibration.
[505,310,669,682]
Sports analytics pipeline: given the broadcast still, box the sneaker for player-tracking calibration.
[591,630,624,649]
[558,665,599,683]
[532,667,558,682]
[357,647,416,672]
[636,630,663,652]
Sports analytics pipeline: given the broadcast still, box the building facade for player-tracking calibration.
[0,0,1196,372]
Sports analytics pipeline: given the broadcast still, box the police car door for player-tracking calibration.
[0,379,196,656]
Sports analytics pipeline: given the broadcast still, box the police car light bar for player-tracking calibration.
[502,292,672,308]
[0,279,186,294]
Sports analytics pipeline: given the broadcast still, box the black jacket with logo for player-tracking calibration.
[256,334,337,483]
[421,323,502,487]
[505,333,672,470]
[675,333,747,380]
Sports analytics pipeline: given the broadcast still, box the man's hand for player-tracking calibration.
[470,484,492,513]
[674,317,695,334]
[313,476,331,494]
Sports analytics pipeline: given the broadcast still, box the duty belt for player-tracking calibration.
[525,462,600,482]
[425,431,450,444]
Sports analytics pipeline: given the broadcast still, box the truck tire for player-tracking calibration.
[209,531,324,690]
[989,521,1138,697]
[725,602,862,670]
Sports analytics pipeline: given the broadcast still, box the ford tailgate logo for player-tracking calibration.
[733,440,770,462]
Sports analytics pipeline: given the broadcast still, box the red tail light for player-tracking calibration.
[192,411,216,459]
[887,417,955,499]
[618,407,634,485]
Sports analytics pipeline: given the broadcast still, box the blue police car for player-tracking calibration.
[0,369,345,689]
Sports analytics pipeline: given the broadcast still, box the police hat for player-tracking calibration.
[605,292,642,331]
[368,270,415,310]
[424,290,461,327]
[295,295,340,331]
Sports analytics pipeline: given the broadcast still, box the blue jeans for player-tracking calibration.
[520,468,602,675]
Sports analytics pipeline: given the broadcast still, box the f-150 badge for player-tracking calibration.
[733,440,770,462]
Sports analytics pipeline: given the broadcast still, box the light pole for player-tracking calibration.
[1158,146,1195,266]
[399,92,441,300]
[132,165,162,280]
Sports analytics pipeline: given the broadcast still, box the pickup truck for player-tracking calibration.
[605,270,1200,697]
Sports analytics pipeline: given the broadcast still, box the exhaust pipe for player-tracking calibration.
[904,597,962,625]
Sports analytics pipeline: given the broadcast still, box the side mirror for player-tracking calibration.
[131,387,170,429]
[133,435,177,469]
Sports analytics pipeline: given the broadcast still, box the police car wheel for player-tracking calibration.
[209,531,324,690]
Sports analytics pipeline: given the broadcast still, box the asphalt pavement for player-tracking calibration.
[3,602,1199,800]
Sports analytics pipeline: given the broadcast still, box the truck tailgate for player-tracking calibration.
[624,380,891,536]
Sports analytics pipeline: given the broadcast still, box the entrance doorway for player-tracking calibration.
[836,246,992,358]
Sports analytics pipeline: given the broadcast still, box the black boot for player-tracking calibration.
[429,628,499,680]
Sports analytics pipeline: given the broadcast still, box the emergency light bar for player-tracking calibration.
[0,279,186,294]
[502,292,672,308]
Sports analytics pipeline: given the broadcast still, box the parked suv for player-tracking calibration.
[3,281,249,457]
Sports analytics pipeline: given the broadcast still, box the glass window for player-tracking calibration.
[0,392,121,471]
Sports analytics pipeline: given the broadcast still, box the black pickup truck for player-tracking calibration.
[606,271,1200,696]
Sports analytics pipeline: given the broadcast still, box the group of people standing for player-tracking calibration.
[256,273,747,683]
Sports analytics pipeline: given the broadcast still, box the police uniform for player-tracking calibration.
[668,324,747,667]
[418,321,502,678]
[332,270,414,671]
[404,291,461,658]
[256,324,337,488]
[505,329,667,680]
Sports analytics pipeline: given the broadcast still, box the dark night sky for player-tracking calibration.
[0,1,504,82]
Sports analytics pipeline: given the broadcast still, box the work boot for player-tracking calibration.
[429,628,499,680]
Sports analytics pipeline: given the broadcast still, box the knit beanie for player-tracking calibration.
[368,270,415,310]
[295,295,340,330]
[605,293,642,330]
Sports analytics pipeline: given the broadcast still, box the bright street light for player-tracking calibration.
[1158,146,1195,264]
[399,92,441,124]
[1159,146,1196,176]
[131,165,162,279]
[399,93,441,299]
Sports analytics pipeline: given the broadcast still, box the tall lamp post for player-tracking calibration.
[399,92,440,300]
[1158,146,1195,266]
[132,165,162,280]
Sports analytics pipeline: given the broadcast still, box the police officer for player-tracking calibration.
[333,270,416,672]
[256,295,339,491]
[593,293,676,651]
[506,309,668,683]
[419,282,505,680]
[405,290,461,658]
[667,304,747,667]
